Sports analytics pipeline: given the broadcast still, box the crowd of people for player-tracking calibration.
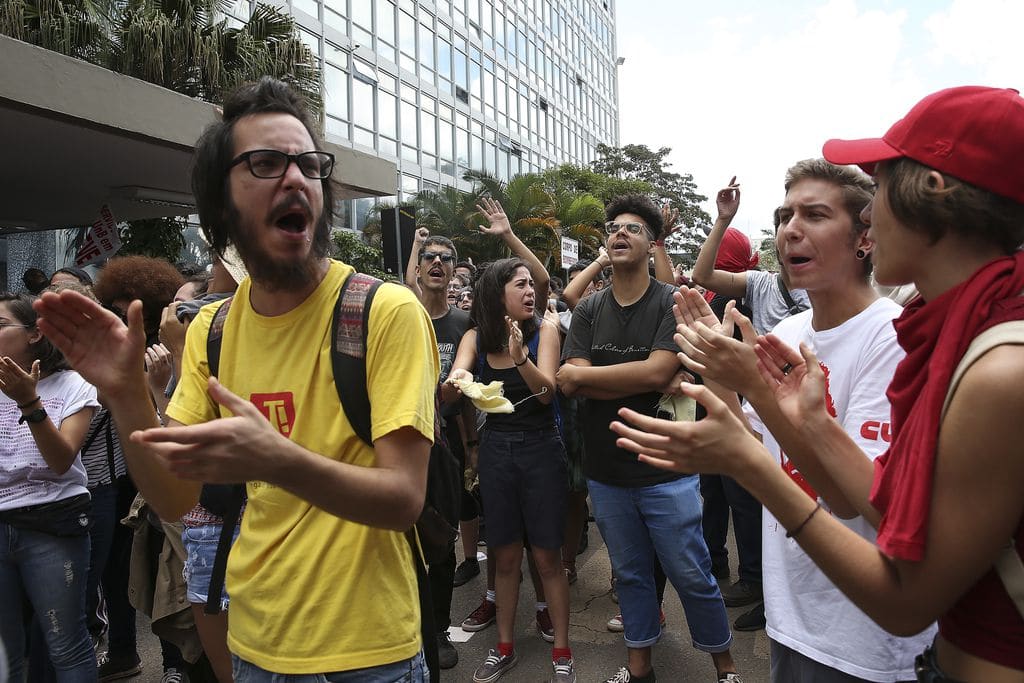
[1,77,1021,683]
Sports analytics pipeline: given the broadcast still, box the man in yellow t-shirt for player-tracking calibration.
[35,77,438,680]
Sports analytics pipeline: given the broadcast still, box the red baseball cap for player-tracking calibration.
[822,86,1024,204]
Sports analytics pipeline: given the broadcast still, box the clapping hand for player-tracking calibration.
[0,356,39,405]
[506,315,526,364]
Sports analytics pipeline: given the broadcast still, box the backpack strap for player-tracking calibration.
[331,272,383,446]
[941,320,1024,620]
[203,295,244,615]
[207,296,234,379]
[329,272,440,681]
[776,272,807,315]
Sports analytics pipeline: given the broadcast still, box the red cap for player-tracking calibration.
[822,86,1024,204]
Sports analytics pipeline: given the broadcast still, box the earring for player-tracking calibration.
[856,249,867,260]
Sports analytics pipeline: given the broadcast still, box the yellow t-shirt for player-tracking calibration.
[166,260,439,673]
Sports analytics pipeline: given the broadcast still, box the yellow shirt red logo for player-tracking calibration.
[251,392,296,436]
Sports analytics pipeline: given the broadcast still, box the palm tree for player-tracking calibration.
[550,191,605,265]
[109,0,321,111]
[414,183,486,259]
[461,170,560,266]
[3,0,323,261]
[0,0,108,62]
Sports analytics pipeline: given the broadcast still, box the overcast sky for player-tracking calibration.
[615,0,1024,242]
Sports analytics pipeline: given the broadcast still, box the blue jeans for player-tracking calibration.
[232,650,429,682]
[589,476,732,652]
[0,522,98,682]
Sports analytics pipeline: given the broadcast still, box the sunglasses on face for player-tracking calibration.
[420,252,456,264]
[604,221,648,236]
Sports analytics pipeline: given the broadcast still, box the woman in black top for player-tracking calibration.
[449,201,575,682]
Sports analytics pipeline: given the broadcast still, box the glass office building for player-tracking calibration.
[225,0,621,229]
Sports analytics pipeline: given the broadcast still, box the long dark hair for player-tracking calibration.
[0,293,70,374]
[471,258,539,354]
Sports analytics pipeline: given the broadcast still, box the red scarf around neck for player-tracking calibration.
[870,251,1024,561]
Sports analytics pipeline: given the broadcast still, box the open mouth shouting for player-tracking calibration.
[270,198,313,241]
[610,236,632,255]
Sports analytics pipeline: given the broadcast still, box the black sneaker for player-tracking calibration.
[453,558,481,587]
[97,651,142,682]
[733,601,765,632]
[720,579,763,608]
[437,630,459,669]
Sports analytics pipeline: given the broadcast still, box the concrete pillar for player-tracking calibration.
[5,231,58,293]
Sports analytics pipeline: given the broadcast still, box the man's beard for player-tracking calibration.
[226,202,325,292]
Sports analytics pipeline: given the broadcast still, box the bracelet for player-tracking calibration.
[514,355,529,367]
[17,396,40,410]
[785,501,822,539]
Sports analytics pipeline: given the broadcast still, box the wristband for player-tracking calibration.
[17,396,40,410]
[785,501,822,539]
[514,355,529,367]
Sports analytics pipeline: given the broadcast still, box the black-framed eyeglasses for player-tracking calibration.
[228,149,335,180]
[420,251,456,264]
[604,221,648,236]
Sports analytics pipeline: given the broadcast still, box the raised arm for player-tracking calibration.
[652,204,680,284]
[691,177,749,299]
[477,198,550,305]
[405,226,430,296]
[562,248,609,311]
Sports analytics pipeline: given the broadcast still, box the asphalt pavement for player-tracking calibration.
[129,523,771,682]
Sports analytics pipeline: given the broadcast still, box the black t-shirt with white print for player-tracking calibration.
[562,279,684,487]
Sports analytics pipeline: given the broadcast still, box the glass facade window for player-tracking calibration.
[297,0,618,224]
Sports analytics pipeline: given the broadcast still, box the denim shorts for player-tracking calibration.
[232,650,428,682]
[182,522,240,609]
[478,427,568,549]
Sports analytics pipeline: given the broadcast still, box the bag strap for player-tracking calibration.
[204,485,245,614]
[776,272,807,315]
[940,320,1024,619]
[203,295,243,614]
[207,296,234,380]
[331,272,383,446]
[104,416,116,483]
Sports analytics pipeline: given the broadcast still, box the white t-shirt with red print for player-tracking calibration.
[745,297,935,682]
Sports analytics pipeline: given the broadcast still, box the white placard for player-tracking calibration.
[560,236,579,268]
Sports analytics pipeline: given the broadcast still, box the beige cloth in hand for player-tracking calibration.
[452,377,514,413]
[658,393,696,422]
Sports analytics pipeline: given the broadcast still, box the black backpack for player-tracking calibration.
[199,271,459,678]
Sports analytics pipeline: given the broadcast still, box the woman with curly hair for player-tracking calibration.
[93,256,184,345]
